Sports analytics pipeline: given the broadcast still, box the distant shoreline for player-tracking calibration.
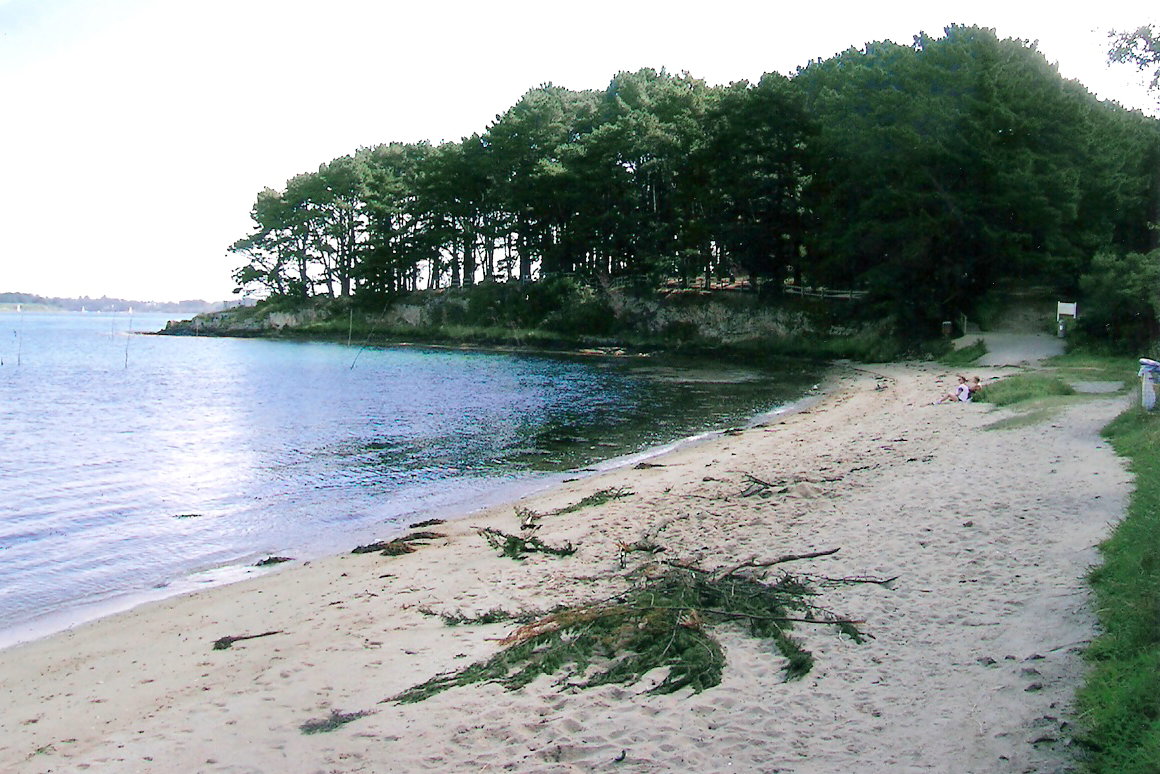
[0,295,243,315]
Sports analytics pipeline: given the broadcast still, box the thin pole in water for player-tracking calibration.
[124,308,133,369]
[16,303,23,366]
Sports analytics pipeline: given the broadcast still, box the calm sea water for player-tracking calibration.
[0,311,819,644]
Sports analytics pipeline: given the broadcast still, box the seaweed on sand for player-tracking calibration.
[352,531,446,556]
[388,565,863,704]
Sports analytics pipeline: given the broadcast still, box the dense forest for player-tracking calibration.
[229,26,1160,344]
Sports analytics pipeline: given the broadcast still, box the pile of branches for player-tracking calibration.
[389,562,863,704]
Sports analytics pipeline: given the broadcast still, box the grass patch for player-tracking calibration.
[940,338,986,366]
[1043,353,1138,392]
[1076,406,1160,773]
[388,565,863,704]
[973,373,1075,406]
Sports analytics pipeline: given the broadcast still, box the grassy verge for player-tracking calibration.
[972,352,1157,769]
[1047,352,1139,385]
[1076,404,1160,773]
[940,338,986,367]
[973,373,1076,406]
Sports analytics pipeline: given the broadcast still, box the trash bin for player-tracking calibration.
[1140,358,1160,411]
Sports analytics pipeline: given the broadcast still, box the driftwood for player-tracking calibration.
[516,506,540,531]
[805,573,899,586]
[717,547,841,579]
[739,473,784,497]
[517,488,633,530]
[212,630,282,650]
[618,514,692,568]
[617,540,665,568]
[254,556,293,567]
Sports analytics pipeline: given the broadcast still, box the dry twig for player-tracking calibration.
[717,548,841,579]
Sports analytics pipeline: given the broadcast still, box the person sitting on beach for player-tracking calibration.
[937,375,972,403]
[969,376,984,400]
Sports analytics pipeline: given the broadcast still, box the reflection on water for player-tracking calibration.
[0,311,820,636]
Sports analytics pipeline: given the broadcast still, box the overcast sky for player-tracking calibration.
[1,0,1157,302]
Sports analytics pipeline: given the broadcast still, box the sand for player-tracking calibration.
[0,361,1133,774]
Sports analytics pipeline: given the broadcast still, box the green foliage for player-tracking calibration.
[752,328,919,363]
[971,373,1075,406]
[226,29,1160,346]
[477,527,576,559]
[1076,250,1160,351]
[1076,407,1160,772]
[389,567,862,703]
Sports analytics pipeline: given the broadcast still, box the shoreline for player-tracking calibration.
[0,362,1131,772]
[0,376,829,655]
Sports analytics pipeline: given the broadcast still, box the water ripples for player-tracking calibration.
[0,311,818,640]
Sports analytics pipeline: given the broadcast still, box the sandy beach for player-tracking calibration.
[0,361,1132,774]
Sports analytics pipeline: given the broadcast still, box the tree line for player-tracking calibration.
[230,25,1160,338]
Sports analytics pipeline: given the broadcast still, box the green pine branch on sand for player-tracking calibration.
[388,563,866,704]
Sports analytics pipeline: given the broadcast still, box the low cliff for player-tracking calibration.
[159,283,883,356]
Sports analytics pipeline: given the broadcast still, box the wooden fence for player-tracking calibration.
[783,285,868,300]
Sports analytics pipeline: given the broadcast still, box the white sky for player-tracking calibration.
[1,0,1157,302]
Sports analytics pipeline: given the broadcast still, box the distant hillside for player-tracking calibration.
[0,292,252,314]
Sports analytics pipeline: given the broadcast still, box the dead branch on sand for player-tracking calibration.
[717,547,842,579]
[212,630,282,650]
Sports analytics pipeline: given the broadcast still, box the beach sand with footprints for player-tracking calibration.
[0,360,1132,773]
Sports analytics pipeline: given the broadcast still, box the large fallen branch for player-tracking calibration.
[387,563,867,704]
[716,547,842,579]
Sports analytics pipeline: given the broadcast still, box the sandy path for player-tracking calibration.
[953,329,1065,368]
[0,363,1131,773]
